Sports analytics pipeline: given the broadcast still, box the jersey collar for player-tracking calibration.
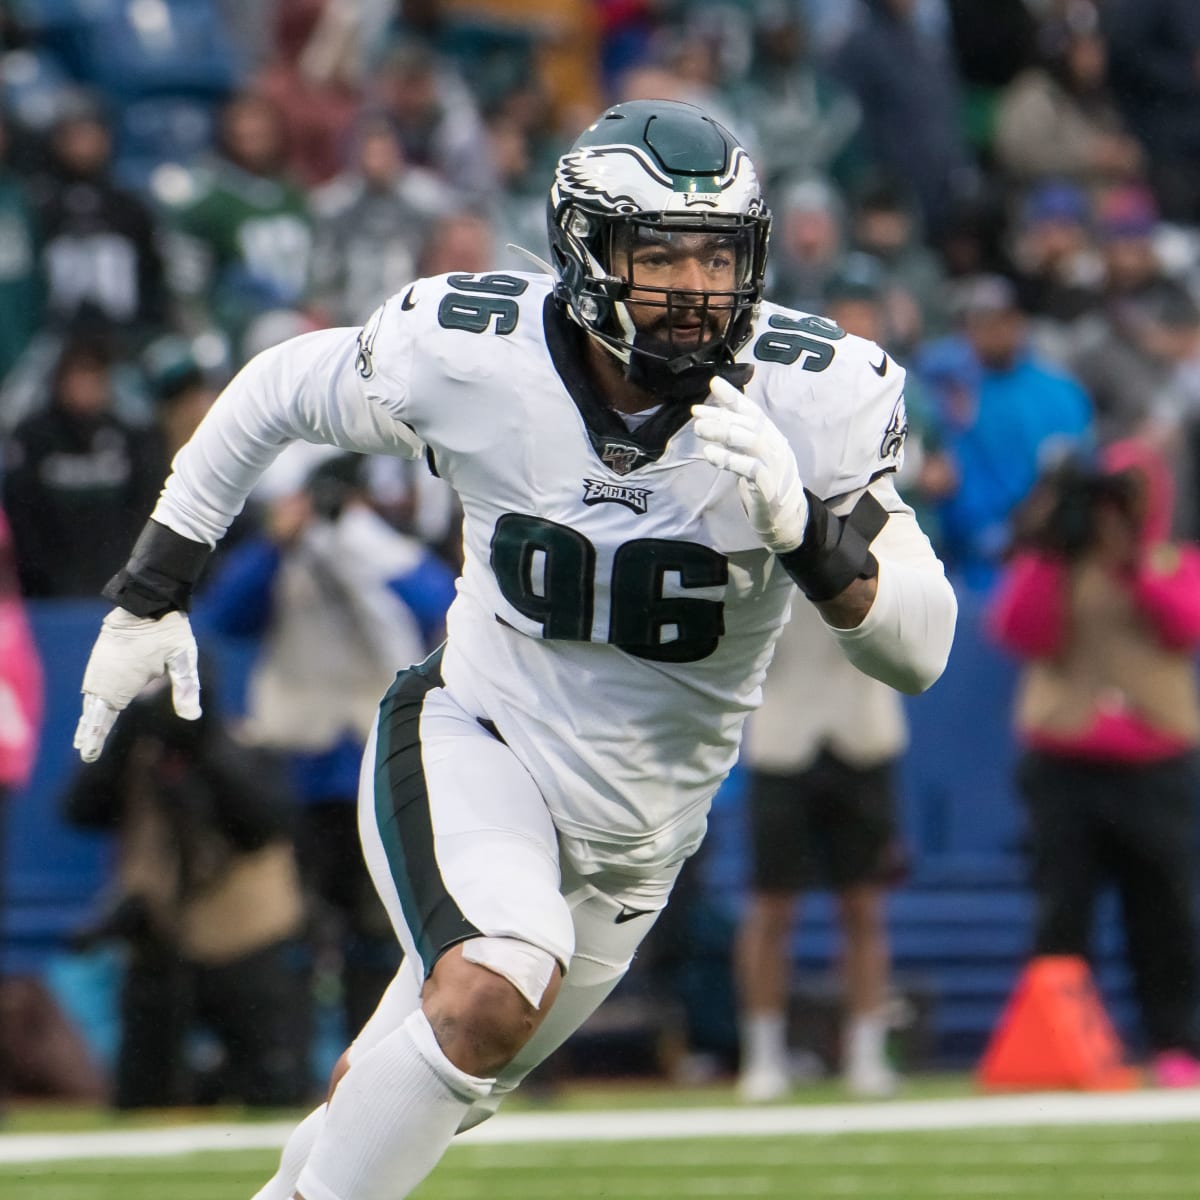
[542,295,693,476]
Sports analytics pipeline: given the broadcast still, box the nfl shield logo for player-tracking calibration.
[601,441,641,476]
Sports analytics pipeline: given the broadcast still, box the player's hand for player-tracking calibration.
[692,376,810,553]
[74,609,201,763]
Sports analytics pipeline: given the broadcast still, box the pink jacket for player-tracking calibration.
[0,510,42,790]
[989,440,1200,762]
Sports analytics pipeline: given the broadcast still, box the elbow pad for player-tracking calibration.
[776,490,889,601]
[102,519,212,618]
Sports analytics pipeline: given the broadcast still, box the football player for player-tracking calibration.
[75,101,957,1200]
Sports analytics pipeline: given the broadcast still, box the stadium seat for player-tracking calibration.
[113,94,217,195]
[0,46,75,134]
[19,0,239,101]
[11,0,116,82]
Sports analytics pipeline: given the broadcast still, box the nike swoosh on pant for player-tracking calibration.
[614,907,652,924]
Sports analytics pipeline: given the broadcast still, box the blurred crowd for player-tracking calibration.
[2,0,1200,598]
[5,0,1200,1102]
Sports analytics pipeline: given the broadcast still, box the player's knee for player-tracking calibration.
[423,940,563,1077]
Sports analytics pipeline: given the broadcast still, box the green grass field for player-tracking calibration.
[4,1126,1200,1200]
[4,1081,1199,1199]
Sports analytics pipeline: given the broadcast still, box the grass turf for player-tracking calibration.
[0,1074,981,1134]
[3,1123,1198,1199]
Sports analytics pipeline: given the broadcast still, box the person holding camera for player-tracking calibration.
[989,439,1200,1086]
[62,675,310,1108]
[198,454,458,1043]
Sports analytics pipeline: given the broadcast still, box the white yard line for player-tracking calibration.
[1,1090,1199,1165]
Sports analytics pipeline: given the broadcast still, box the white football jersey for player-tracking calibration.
[157,270,938,874]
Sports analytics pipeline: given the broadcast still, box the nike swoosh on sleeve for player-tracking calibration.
[400,287,417,310]
[870,353,888,377]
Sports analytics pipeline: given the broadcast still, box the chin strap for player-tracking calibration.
[626,347,755,405]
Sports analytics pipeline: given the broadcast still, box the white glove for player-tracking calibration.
[692,376,811,553]
[74,608,201,763]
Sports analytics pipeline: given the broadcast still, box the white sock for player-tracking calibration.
[296,1009,494,1200]
[251,1106,327,1200]
[741,1011,788,1075]
[845,1010,889,1071]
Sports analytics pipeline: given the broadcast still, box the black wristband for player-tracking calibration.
[101,519,211,618]
[777,490,888,602]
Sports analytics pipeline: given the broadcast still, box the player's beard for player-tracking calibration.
[634,292,729,353]
[624,304,747,403]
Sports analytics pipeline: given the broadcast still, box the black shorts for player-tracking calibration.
[745,749,902,892]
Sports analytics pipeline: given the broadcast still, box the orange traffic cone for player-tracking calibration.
[978,955,1141,1091]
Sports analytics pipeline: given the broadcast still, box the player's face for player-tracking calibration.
[58,360,111,417]
[616,228,748,351]
[829,297,884,344]
[965,308,1025,368]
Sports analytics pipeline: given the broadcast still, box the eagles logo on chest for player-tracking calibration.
[582,478,652,514]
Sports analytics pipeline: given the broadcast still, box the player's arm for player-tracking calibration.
[692,377,956,694]
[814,477,956,694]
[813,576,875,629]
[75,319,425,762]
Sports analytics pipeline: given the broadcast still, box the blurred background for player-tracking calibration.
[2,0,1200,1112]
